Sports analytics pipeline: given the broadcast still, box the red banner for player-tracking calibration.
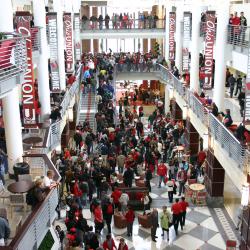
[244,45,250,124]
[15,12,37,127]
[203,11,216,89]
[64,13,74,72]
[169,12,176,61]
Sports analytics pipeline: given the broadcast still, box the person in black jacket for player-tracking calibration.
[105,14,110,29]
[98,15,103,30]
[211,102,219,117]
[123,167,134,188]
[145,167,153,192]
[102,199,114,234]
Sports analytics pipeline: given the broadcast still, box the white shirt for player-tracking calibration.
[43,176,53,187]
[119,193,129,205]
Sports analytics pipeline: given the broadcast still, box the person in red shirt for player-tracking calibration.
[171,198,182,235]
[118,238,128,250]
[125,206,135,237]
[111,189,122,209]
[232,12,241,43]
[179,197,189,230]
[103,234,117,250]
[93,204,104,234]
[157,163,167,188]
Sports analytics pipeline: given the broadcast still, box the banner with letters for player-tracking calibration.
[64,13,74,72]
[244,45,250,124]
[74,13,81,61]
[15,12,37,127]
[169,12,176,62]
[182,12,191,72]
[47,13,61,92]
[203,11,216,89]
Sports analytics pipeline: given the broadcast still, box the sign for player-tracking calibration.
[169,12,176,61]
[47,13,61,92]
[64,13,74,72]
[15,12,37,127]
[182,12,191,72]
[244,44,250,124]
[74,14,81,61]
[203,11,216,89]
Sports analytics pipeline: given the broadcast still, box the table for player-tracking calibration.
[189,183,205,192]
[134,176,141,180]
[7,180,34,193]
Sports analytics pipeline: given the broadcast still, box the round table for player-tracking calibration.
[7,180,34,193]
[189,183,205,192]
[134,176,141,180]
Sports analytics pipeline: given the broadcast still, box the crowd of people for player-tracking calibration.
[81,12,163,30]
[44,51,209,249]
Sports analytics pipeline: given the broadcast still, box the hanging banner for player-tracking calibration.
[169,12,176,61]
[15,12,37,127]
[74,13,81,61]
[182,12,191,72]
[203,11,216,89]
[64,13,74,72]
[47,13,61,92]
[244,45,250,124]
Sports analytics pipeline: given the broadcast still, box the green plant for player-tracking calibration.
[38,230,55,250]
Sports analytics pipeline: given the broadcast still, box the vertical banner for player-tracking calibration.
[74,14,81,61]
[244,45,250,124]
[15,12,37,127]
[64,13,74,72]
[47,13,61,92]
[182,12,191,72]
[203,11,216,89]
[169,12,176,62]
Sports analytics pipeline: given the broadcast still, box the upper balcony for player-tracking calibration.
[0,32,27,96]
[80,19,166,39]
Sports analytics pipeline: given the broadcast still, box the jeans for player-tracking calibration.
[180,211,186,229]
[146,180,151,192]
[118,166,124,174]
[158,176,165,187]
[151,226,157,239]
[178,181,185,196]
[127,222,133,236]
[168,191,173,203]
[75,197,82,209]
[172,214,180,235]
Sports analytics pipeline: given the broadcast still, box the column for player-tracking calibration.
[164,85,170,114]
[164,4,171,60]
[175,5,183,71]
[213,0,230,111]
[53,0,66,90]
[0,0,23,173]
[33,0,51,118]
[190,4,201,92]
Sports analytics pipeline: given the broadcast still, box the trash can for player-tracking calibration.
[13,162,30,181]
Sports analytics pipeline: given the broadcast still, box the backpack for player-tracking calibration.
[26,188,36,206]
[106,203,113,214]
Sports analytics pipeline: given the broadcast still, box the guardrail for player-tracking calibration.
[227,24,249,48]
[0,33,27,83]
[81,18,165,31]
[209,113,246,167]
[30,27,41,52]
[3,154,60,250]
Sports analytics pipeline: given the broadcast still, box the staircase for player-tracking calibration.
[77,89,96,131]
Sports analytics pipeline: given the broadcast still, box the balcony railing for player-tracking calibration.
[209,113,246,167]
[0,33,27,83]
[227,25,249,48]
[81,19,165,31]
[3,154,60,250]
[30,27,41,52]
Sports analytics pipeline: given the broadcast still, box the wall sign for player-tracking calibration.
[182,12,191,72]
[47,13,61,92]
[169,12,176,61]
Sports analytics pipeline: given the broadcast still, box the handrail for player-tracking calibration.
[227,24,249,48]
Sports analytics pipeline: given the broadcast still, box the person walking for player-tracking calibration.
[157,162,167,188]
[150,208,159,242]
[166,178,175,203]
[177,167,187,196]
[119,191,129,212]
[117,152,126,174]
[93,204,104,234]
[125,206,135,237]
[145,167,153,192]
[142,192,150,214]
[228,74,236,98]
[118,238,128,250]
[171,198,182,236]
[179,197,189,230]
[123,167,134,188]
[103,198,114,234]
[159,206,171,240]
[103,234,117,250]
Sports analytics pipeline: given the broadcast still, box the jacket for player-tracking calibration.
[103,239,116,250]
[125,209,135,223]
[0,217,10,239]
[157,164,167,176]
[160,211,171,230]
[94,207,103,223]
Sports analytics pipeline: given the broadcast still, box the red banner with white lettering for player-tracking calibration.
[169,12,176,62]
[203,11,216,90]
[64,13,74,72]
[244,44,250,124]
[15,12,37,127]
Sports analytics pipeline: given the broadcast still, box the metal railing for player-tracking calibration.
[200,22,217,37]
[116,62,161,73]
[209,113,246,167]
[81,18,165,31]
[46,120,61,150]
[227,24,249,48]
[0,33,27,83]
[30,27,41,52]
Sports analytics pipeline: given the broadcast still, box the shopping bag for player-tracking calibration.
[169,225,176,245]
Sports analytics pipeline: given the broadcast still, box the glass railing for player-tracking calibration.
[227,24,250,48]
[81,19,165,31]
[0,32,27,83]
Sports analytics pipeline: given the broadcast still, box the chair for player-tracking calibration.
[138,213,151,228]
[135,180,146,188]
[195,191,207,206]
[9,194,27,218]
[113,212,127,229]
[18,174,32,182]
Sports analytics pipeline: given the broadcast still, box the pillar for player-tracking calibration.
[0,0,23,173]
[175,5,183,71]
[190,4,201,92]
[164,85,170,114]
[92,7,99,53]
[143,39,148,53]
[213,0,230,111]
[185,118,199,155]
[53,0,66,90]
[33,0,51,118]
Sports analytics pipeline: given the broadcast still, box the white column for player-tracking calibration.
[0,0,23,173]
[53,0,66,90]
[214,0,230,111]
[175,5,183,71]
[165,85,170,114]
[33,0,51,118]
[190,4,201,92]
[164,4,170,61]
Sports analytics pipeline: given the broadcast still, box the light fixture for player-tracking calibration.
[241,184,249,207]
